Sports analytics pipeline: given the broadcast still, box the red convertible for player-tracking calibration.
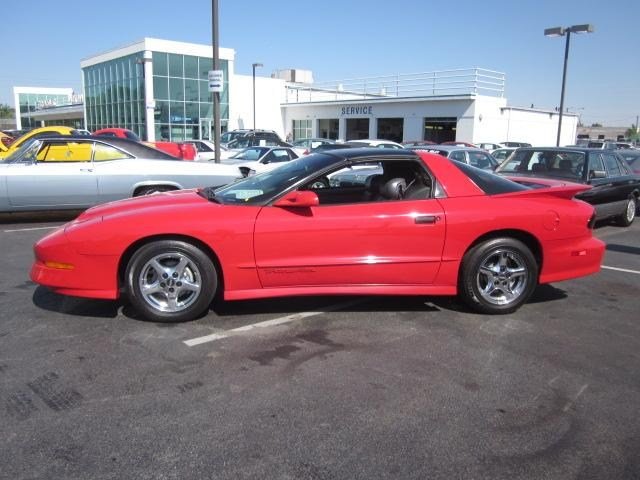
[31,149,605,323]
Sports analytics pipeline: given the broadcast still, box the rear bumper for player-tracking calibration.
[539,236,605,284]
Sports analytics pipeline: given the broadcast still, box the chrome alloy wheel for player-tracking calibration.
[625,198,636,223]
[476,249,528,306]
[138,253,202,313]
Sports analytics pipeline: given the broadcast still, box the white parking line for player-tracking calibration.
[3,226,60,233]
[602,265,640,275]
[184,298,365,347]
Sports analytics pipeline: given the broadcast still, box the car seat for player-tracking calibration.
[364,174,385,201]
[380,178,406,200]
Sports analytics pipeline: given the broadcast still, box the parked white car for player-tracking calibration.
[184,140,235,161]
[223,146,299,177]
[0,136,242,212]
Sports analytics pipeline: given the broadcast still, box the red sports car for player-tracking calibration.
[31,149,605,323]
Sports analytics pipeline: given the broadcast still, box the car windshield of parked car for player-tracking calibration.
[2,138,40,163]
[452,161,529,194]
[209,154,339,205]
[229,147,269,161]
[496,150,585,180]
[124,130,141,141]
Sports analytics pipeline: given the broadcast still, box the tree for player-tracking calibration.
[625,124,639,141]
[590,123,602,128]
[0,103,14,119]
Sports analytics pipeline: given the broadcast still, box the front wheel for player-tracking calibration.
[459,238,538,314]
[615,196,636,227]
[126,240,217,322]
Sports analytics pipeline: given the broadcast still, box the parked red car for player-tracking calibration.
[31,149,604,323]
[93,128,196,160]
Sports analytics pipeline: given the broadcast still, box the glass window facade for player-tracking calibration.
[18,93,71,129]
[292,119,312,141]
[151,51,229,141]
[83,50,229,141]
[83,53,146,138]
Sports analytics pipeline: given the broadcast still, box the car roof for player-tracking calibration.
[25,135,178,159]
[515,147,603,153]
[427,145,487,152]
[316,147,416,161]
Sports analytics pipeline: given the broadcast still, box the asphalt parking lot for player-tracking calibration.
[1,212,639,480]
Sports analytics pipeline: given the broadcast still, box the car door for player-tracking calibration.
[5,139,97,209]
[579,152,620,218]
[253,160,446,288]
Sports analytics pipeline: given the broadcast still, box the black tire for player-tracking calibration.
[126,240,217,322]
[135,185,174,196]
[615,196,636,227]
[308,177,329,189]
[459,237,538,314]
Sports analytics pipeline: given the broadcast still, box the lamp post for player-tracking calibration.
[252,63,263,131]
[544,24,594,146]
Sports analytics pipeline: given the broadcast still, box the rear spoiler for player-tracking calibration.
[497,183,591,200]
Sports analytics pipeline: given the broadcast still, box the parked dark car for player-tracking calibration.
[616,150,640,174]
[224,130,291,149]
[501,141,532,148]
[409,145,499,171]
[495,147,640,226]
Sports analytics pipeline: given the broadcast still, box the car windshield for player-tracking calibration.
[209,153,340,205]
[1,138,40,163]
[496,150,585,180]
[229,147,268,161]
[220,131,247,144]
[124,130,141,141]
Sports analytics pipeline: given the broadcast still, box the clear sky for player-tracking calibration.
[2,0,638,127]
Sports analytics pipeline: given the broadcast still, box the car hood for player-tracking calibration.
[74,188,213,222]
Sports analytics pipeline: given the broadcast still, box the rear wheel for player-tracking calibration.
[459,238,538,314]
[126,240,217,322]
[615,196,636,227]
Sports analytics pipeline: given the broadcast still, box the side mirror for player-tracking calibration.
[589,169,607,180]
[274,190,319,208]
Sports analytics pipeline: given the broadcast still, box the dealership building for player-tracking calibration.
[13,37,578,146]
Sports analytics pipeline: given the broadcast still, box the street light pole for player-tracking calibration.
[544,24,594,147]
[212,0,221,163]
[252,63,263,131]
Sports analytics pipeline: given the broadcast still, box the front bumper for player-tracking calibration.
[30,229,120,300]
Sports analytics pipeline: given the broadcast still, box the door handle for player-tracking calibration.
[414,215,439,224]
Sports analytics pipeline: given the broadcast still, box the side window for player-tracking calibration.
[304,159,433,205]
[602,153,621,177]
[587,153,605,175]
[468,152,492,169]
[37,142,92,162]
[93,143,133,161]
[269,149,291,163]
[450,151,466,163]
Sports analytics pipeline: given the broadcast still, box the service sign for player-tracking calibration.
[208,70,224,92]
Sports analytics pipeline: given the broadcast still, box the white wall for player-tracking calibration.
[228,75,286,136]
[501,108,578,146]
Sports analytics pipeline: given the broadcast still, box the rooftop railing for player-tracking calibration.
[284,68,505,104]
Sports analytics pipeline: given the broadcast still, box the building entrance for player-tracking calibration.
[423,117,457,143]
[377,118,403,143]
[346,118,370,140]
